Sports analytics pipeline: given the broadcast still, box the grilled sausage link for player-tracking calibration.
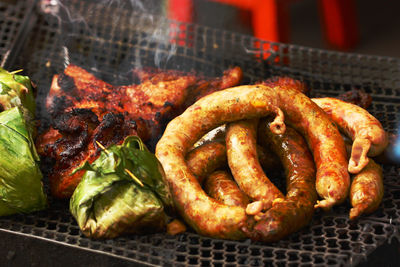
[186,140,227,184]
[262,80,349,210]
[247,119,317,242]
[312,97,388,174]
[156,83,348,240]
[226,119,284,212]
[349,159,384,220]
[204,171,250,208]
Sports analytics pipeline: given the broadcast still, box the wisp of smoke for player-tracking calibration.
[40,0,179,73]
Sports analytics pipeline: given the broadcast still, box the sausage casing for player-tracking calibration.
[349,159,384,220]
[204,170,250,208]
[312,97,388,174]
[226,119,284,211]
[264,80,350,210]
[156,83,348,239]
[248,119,317,242]
[186,140,227,184]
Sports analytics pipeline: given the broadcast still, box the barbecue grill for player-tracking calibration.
[1,0,400,266]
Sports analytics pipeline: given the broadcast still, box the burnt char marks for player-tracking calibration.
[93,112,138,149]
[49,109,99,160]
[49,96,73,118]
[41,108,139,198]
[163,101,174,108]
[57,73,76,93]
[53,109,99,133]
[38,65,244,198]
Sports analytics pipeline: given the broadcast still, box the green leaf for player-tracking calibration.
[0,107,47,215]
[70,135,173,239]
[0,68,36,117]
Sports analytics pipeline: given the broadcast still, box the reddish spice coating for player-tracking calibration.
[226,119,284,211]
[156,82,348,240]
[250,119,317,242]
[263,80,350,210]
[186,140,227,184]
[349,159,384,220]
[312,97,388,174]
[204,171,250,208]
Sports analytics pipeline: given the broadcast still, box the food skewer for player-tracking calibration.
[95,140,144,187]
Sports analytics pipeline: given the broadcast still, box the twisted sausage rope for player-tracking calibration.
[156,83,349,240]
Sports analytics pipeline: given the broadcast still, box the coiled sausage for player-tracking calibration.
[156,83,348,240]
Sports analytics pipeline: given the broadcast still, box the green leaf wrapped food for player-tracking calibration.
[0,68,36,118]
[70,136,174,239]
[0,107,47,215]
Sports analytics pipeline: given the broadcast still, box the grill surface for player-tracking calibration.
[0,0,36,68]
[2,0,400,266]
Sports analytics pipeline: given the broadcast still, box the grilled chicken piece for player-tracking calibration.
[38,65,242,198]
[47,65,242,143]
[36,109,138,198]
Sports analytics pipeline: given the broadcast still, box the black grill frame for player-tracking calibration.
[2,0,400,266]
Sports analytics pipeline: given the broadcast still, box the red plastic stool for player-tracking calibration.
[168,0,359,51]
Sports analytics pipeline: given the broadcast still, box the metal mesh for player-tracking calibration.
[0,0,35,67]
[2,0,400,266]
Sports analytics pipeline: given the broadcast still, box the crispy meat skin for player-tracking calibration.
[47,65,242,142]
[37,110,138,198]
[38,65,242,198]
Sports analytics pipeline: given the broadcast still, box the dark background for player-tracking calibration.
[157,0,400,58]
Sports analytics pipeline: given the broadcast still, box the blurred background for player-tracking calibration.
[148,0,400,58]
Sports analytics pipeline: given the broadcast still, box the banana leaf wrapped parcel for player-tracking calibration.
[70,136,174,239]
[0,68,47,216]
[0,68,36,120]
[0,107,47,215]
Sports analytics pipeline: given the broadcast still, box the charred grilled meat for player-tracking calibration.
[37,65,242,198]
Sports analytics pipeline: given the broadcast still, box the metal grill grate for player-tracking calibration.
[2,0,400,266]
[0,0,36,67]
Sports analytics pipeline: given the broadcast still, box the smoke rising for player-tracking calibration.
[39,0,179,73]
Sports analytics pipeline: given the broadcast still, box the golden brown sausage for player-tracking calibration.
[312,97,388,174]
[193,125,281,173]
[156,83,348,240]
[186,140,227,184]
[262,80,349,210]
[226,119,284,212]
[349,159,384,220]
[204,170,250,208]
[247,119,317,242]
